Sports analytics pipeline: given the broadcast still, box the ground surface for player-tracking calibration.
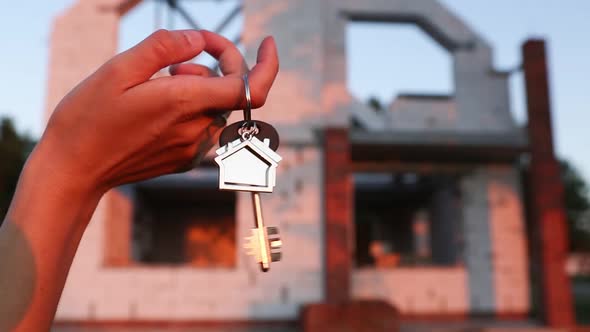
[51,319,540,332]
[53,327,298,332]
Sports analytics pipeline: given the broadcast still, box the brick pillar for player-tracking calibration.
[45,0,123,122]
[522,40,575,326]
[301,128,399,331]
[323,128,353,303]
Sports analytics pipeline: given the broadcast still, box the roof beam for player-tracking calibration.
[116,0,143,16]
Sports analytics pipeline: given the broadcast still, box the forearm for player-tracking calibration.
[0,142,103,331]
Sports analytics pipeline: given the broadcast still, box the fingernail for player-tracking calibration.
[192,139,212,167]
[181,30,204,47]
[212,114,227,128]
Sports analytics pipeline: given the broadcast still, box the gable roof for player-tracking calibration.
[215,137,282,165]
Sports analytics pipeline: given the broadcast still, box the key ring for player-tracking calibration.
[239,73,258,140]
[243,73,252,122]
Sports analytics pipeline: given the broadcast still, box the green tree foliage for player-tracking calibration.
[560,159,590,252]
[367,96,383,112]
[0,117,35,223]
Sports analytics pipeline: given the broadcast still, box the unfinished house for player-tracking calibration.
[46,0,573,329]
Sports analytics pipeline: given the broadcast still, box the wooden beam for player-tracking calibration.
[116,0,143,16]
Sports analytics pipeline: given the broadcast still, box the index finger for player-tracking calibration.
[200,30,248,77]
[197,36,279,110]
[133,36,278,116]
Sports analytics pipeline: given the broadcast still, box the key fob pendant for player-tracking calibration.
[219,120,280,152]
[214,136,282,193]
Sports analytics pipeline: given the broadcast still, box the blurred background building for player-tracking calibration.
[0,0,585,331]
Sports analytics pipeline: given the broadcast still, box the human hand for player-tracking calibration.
[34,29,278,195]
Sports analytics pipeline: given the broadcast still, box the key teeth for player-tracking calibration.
[270,239,282,249]
[267,227,282,263]
[271,252,282,262]
[244,234,261,261]
[244,227,283,266]
[266,226,279,236]
[243,235,258,248]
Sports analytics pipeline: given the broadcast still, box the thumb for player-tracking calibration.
[169,63,218,78]
[108,29,205,88]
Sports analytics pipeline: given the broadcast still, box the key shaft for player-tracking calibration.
[252,192,271,272]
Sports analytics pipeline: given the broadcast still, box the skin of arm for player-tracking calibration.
[0,29,278,331]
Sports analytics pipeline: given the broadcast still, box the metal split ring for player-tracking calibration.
[242,73,252,122]
[239,73,258,140]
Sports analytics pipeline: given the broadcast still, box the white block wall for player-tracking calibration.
[352,268,469,314]
[56,146,324,321]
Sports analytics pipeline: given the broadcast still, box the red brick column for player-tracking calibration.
[323,128,353,303]
[302,128,399,331]
[522,39,575,326]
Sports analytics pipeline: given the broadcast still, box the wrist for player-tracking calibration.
[7,148,103,229]
[7,139,106,228]
[26,136,106,200]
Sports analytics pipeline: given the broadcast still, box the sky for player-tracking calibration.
[0,0,589,181]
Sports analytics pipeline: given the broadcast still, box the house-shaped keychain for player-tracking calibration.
[214,137,282,193]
